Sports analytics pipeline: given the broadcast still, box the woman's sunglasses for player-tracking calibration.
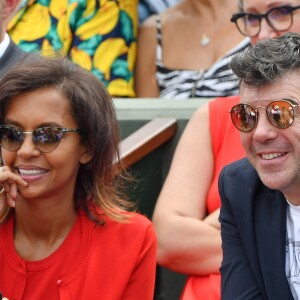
[230,100,299,132]
[0,126,81,153]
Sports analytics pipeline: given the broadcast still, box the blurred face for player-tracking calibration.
[240,72,300,204]
[241,0,300,44]
[2,87,90,201]
[0,0,20,41]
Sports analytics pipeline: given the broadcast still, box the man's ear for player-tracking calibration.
[3,0,19,20]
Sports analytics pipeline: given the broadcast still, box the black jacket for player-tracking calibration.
[0,39,35,78]
[219,157,294,300]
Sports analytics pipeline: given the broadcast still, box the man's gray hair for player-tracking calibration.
[231,32,300,87]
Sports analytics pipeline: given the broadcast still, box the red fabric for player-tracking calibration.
[0,210,157,300]
[181,96,245,300]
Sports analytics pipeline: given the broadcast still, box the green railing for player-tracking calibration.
[115,98,211,300]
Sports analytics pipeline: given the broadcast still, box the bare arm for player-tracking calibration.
[152,102,222,275]
[135,16,160,98]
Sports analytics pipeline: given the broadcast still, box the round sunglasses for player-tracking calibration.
[0,126,81,153]
[230,100,299,132]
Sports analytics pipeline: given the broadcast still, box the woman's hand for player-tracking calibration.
[0,166,28,221]
[0,290,10,299]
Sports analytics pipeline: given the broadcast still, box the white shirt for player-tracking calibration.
[286,199,300,299]
[0,33,10,59]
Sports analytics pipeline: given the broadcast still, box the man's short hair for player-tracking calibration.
[231,32,300,87]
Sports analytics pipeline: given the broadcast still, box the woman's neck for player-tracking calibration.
[13,195,77,260]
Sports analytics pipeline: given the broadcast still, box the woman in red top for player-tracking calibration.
[0,57,157,299]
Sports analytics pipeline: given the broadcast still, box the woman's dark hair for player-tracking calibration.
[0,56,134,223]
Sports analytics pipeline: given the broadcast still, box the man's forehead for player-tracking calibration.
[240,73,300,101]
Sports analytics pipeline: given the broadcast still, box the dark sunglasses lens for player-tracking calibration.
[0,127,23,151]
[267,101,294,129]
[231,104,257,132]
[33,128,64,152]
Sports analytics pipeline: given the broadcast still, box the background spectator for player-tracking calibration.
[135,0,249,99]
[7,0,138,97]
[0,0,29,77]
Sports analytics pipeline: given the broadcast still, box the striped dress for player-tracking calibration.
[155,15,251,99]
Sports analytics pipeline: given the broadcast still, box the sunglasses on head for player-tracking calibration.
[230,99,299,132]
[0,126,81,153]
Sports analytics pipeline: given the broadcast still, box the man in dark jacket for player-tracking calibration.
[0,0,28,77]
[219,32,300,300]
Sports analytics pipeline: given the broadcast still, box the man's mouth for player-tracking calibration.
[261,152,286,160]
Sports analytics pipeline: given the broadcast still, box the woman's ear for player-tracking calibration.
[79,148,93,165]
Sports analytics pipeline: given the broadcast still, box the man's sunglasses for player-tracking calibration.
[0,126,81,153]
[230,100,299,132]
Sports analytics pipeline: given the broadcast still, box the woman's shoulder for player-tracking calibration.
[84,210,154,235]
[110,212,154,232]
[87,212,157,249]
[140,3,183,29]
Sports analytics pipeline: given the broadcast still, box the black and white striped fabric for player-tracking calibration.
[155,15,251,99]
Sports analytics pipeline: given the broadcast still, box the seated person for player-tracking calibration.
[7,0,138,97]
[0,56,157,299]
[152,0,300,299]
[135,0,250,98]
[220,32,300,300]
[0,0,29,77]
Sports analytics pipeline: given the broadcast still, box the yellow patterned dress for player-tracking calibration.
[8,0,138,97]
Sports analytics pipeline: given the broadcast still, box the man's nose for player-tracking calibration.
[252,111,278,142]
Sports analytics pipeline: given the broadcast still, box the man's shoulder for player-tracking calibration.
[0,40,40,78]
[219,157,273,203]
[222,157,256,178]
[219,157,264,193]
[0,41,26,74]
[3,39,25,59]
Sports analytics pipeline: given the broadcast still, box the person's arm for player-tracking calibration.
[135,15,160,97]
[152,102,222,276]
[219,169,264,300]
[122,224,157,300]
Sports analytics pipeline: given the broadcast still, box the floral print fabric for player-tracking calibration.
[8,0,138,97]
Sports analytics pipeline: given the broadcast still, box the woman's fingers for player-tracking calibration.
[6,193,16,208]
[0,183,17,207]
[0,167,27,187]
[9,182,18,200]
[0,167,27,210]
[0,192,11,222]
